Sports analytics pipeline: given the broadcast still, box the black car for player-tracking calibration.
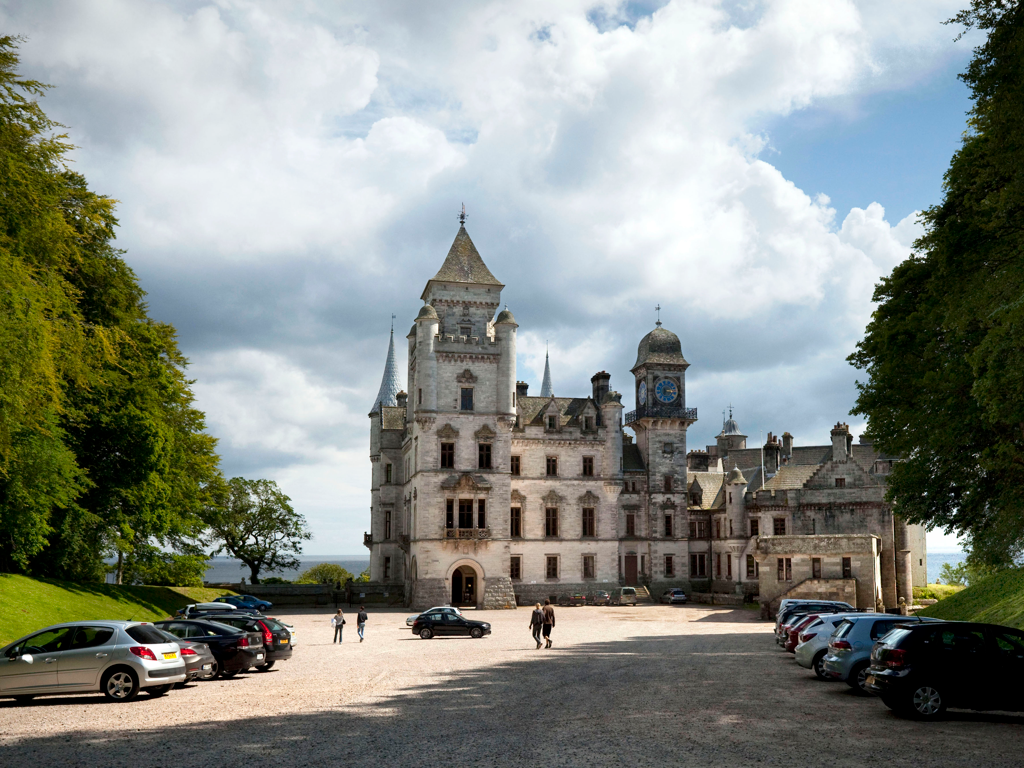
[412,612,491,639]
[203,614,293,669]
[151,627,217,683]
[154,619,264,677]
[557,593,586,607]
[867,621,1024,719]
[591,591,611,606]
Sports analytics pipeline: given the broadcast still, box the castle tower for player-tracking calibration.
[540,348,553,397]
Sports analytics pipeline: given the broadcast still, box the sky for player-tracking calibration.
[2,0,977,555]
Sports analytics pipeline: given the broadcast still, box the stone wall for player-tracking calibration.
[482,575,517,609]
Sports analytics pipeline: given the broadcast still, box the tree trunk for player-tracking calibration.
[247,562,261,585]
[115,550,124,586]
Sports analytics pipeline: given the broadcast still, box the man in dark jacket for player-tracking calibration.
[529,603,544,649]
[542,599,555,648]
[357,606,368,642]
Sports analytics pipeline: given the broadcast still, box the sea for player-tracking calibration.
[203,556,370,585]
[927,551,965,585]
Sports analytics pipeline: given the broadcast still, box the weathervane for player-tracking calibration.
[655,304,662,327]
[458,203,467,226]
[391,312,396,332]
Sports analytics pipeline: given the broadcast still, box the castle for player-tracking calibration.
[365,222,926,611]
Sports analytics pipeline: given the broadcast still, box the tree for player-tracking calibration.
[296,563,353,587]
[939,560,996,587]
[204,478,310,584]
[849,2,1024,568]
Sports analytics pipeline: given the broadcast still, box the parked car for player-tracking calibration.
[868,621,1024,719]
[558,593,587,606]
[795,613,885,678]
[776,601,855,645]
[590,591,611,606]
[661,589,688,604]
[203,614,292,669]
[406,606,464,627]
[0,621,186,702]
[412,612,491,639]
[176,602,262,619]
[153,619,264,677]
[215,595,273,612]
[613,587,638,606]
[151,627,216,684]
[784,613,823,652]
[822,614,938,692]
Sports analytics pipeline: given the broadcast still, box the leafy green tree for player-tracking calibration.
[296,563,353,587]
[355,567,370,583]
[850,2,1024,569]
[121,543,208,587]
[204,478,310,584]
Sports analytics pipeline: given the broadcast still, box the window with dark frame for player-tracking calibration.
[458,499,474,529]
[664,514,673,538]
[625,513,636,536]
[715,519,721,539]
[690,553,707,577]
[510,507,522,538]
[446,499,454,529]
[584,416,593,431]
[812,557,821,579]
[547,415,557,430]
[777,557,792,581]
[546,456,558,476]
[545,508,559,537]
[384,511,392,540]
[582,456,594,476]
[417,388,422,405]
[746,554,757,579]
[511,455,521,476]
[715,553,721,577]
[689,520,708,539]
[383,557,391,579]
[583,554,595,579]
[835,477,846,488]
[727,554,732,579]
[477,499,487,529]
[842,557,852,579]
[750,519,759,537]
[478,443,492,469]
[510,555,522,581]
[385,463,392,483]
[440,442,455,469]
[461,387,474,411]
[664,475,673,492]
[665,555,674,577]
[546,556,558,579]
[773,517,786,535]
[582,508,595,537]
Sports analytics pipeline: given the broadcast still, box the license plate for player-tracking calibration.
[202,664,212,670]
[257,653,264,659]
[163,652,177,660]
[280,638,289,644]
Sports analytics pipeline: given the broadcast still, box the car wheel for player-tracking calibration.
[908,684,946,719]
[812,651,829,680]
[419,628,433,639]
[257,660,275,671]
[13,695,34,703]
[846,662,871,693]
[146,685,171,698]
[221,670,239,679]
[102,668,140,702]
[470,627,483,639]
[208,659,220,678]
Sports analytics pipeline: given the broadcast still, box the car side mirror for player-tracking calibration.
[17,653,32,664]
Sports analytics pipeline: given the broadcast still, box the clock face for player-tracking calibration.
[637,381,647,405]
[655,379,679,404]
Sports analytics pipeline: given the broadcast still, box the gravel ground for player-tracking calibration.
[1,603,1021,767]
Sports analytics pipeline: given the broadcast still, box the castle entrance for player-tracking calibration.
[451,565,478,607]
[624,555,638,586]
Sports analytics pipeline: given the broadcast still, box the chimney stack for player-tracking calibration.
[516,381,529,398]
[396,391,408,409]
[764,432,781,474]
[591,371,611,404]
[687,449,710,472]
[781,431,793,460]
[831,422,851,462]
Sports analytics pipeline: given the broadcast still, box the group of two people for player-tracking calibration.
[331,606,367,643]
[529,599,556,649]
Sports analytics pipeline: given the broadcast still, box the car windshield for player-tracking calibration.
[126,625,170,644]
[622,588,635,595]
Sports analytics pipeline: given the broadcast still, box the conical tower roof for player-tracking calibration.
[370,327,402,413]
[540,349,553,397]
[421,225,503,299]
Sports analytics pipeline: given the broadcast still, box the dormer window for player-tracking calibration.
[547,415,557,430]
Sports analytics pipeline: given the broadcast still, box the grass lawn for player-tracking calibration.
[913,583,964,601]
[0,574,235,646]
[917,568,1024,630]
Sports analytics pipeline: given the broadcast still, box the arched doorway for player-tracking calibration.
[451,565,478,607]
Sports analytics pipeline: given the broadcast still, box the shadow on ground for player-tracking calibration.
[2,628,1021,768]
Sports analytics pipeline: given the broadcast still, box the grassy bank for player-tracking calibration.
[917,568,1024,630]
[913,583,964,601]
[0,574,234,646]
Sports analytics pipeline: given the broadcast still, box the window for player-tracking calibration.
[715,553,722,577]
[777,557,793,581]
[582,456,594,476]
[546,556,559,579]
[446,499,454,529]
[812,557,822,579]
[460,324,472,337]
[663,442,674,454]
[750,519,759,537]
[631,481,637,492]
[68,626,114,650]
[546,456,558,476]
[728,492,732,503]
[689,520,707,539]
[547,415,558,430]
[384,510,392,540]
[664,514,673,538]
[664,475,673,492]
[383,557,391,579]
[727,554,732,579]
[510,507,522,538]
[584,416,593,431]
[583,554,596,579]
[729,520,733,536]
[385,463,392,484]
[690,553,707,577]
[835,477,846,488]
[478,443,492,469]
[625,513,636,536]
[773,517,786,535]
[417,388,422,405]
[690,493,700,506]
[510,555,522,581]
[545,508,559,537]
[665,555,675,577]
[511,455,521,476]
[459,500,474,529]
[746,554,758,579]
[715,520,721,539]
[842,557,852,579]
[461,388,474,411]
[440,442,455,469]
[582,508,595,537]
[477,499,487,529]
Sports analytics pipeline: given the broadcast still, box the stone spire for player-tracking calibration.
[540,346,553,397]
[370,325,402,413]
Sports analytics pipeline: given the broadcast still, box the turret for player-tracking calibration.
[494,307,518,415]
[414,304,440,412]
[725,466,748,541]
[591,371,611,410]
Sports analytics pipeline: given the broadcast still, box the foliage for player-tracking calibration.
[913,583,965,601]
[296,562,353,587]
[938,559,998,587]
[260,577,291,585]
[203,478,311,585]
[849,2,1024,567]
[917,568,1024,630]
[0,573,235,645]
[354,567,370,583]
[120,543,208,587]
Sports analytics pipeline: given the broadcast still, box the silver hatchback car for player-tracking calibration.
[0,621,186,703]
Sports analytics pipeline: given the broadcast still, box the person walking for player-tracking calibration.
[331,609,345,643]
[542,599,555,649]
[357,606,368,642]
[529,603,544,649]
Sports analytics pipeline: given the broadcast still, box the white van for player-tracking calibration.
[613,587,638,606]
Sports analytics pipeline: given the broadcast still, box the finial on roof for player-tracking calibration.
[391,312,395,332]
[540,345,553,398]
[458,203,467,226]
[655,303,662,327]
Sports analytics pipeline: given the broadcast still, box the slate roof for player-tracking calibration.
[517,396,594,427]
[380,406,405,431]
[426,226,503,288]
[761,464,820,491]
[633,325,688,369]
[370,329,403,413]
[623,442,645,472]
[687,472,725,509]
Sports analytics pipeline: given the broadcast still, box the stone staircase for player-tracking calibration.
[635,585,655,605]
